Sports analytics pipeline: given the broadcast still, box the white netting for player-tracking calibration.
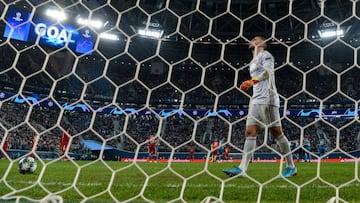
[0,0,359,202]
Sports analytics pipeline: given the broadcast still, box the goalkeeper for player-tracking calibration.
[223,36,297,178]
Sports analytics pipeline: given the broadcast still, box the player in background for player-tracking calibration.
[290,140,299,162]
[318,138,326,158]
[189,145,195,160]
[155,137,160,162]
[147,135,156,162]
[218,137,225,161]
[224,146,230,160]
[303,137,311,162]
[223,36,297,178]
[1,137,9,159]
[60,128,70,157]
[210,139,219,162]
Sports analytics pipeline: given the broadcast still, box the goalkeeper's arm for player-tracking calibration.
[240,58,274,91]
[240,77,259,91]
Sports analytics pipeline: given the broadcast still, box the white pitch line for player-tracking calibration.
[5,180,360,189]
[6,180,102,186]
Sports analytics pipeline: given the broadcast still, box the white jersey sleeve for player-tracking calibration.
[249,50,280,107]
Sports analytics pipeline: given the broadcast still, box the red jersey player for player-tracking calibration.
[155,137,160,161]
[189,145,195,160]
[1,137,9,158]
[224,146,230,160]
[60,128,70,156]
[211,140,219,162]
[147,135,156,162]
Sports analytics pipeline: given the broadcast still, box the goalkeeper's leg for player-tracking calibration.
[239,135,257,171]
[271,127,297,177]
[238,105,262,172]
[266,106,296,177]
[223,125,258,176]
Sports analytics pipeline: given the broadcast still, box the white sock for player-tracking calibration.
[276,134,295,168]
[239,137,256,171]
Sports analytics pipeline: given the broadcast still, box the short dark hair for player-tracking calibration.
[257,36,267,49]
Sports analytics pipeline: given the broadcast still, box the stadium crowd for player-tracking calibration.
[1,58,359,109]
[1,101,359,160]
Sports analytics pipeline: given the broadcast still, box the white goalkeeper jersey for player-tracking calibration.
[249,50,280,107]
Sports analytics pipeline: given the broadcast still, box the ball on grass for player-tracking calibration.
[18,156,37,174]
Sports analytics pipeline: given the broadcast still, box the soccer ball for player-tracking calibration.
[18,156,37,174]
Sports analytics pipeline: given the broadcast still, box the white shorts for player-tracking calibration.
[246,104,281,127]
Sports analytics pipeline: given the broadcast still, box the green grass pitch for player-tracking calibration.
[0,159,359,203]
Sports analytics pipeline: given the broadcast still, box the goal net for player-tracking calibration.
[0,0,359,202]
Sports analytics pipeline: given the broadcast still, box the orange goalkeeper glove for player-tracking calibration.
[240,77,259,91]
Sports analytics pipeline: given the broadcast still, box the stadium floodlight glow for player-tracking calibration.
[45,9,66,21]
[319,29,344,38]
[77,18,103,29]
[138,29,163,38]
[99,33,119,41]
